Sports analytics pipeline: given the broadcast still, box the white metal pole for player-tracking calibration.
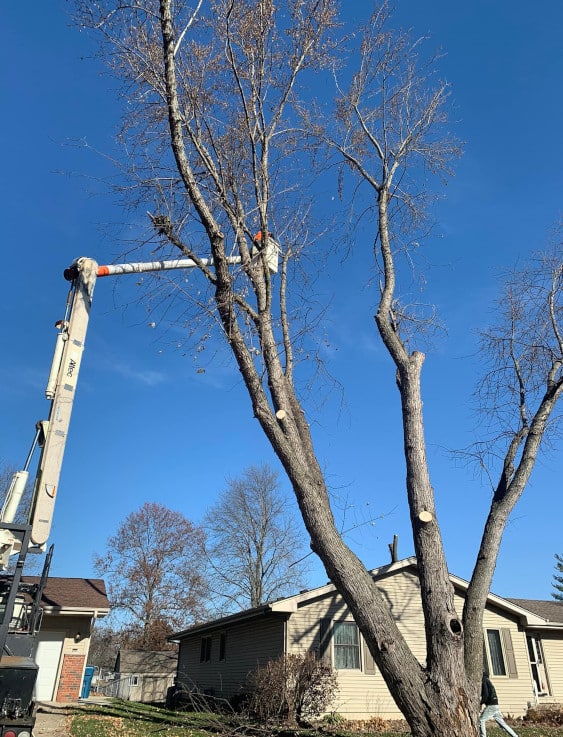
[96,256,242,277]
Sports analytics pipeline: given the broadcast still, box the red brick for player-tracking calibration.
[56,654,86,701]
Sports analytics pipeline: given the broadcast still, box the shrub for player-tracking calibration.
[321,711,346,726]
[246,652,338,726]
[524,705,563,726]
[229,692,251,712]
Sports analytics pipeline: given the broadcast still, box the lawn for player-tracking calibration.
[68,700,221,737]
[67,701,563,737]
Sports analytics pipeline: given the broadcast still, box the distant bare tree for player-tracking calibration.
[90,618,177,666]
[74,2,563,735]
[204,464,309,612]
[88,623,121,669]
[0,465,14,496]
[94,502,208,648]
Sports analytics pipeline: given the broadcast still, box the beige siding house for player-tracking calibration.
[111,650,178,703]
[171,558,563,720]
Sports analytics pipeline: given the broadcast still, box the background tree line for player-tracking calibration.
[89,463,308,659]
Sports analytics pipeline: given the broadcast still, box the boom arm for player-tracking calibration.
[4,240,280,554]
[28,257,99,546]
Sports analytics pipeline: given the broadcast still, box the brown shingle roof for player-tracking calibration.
[507,598,563,623]
[116,650,177,675]
[22,576,110,612]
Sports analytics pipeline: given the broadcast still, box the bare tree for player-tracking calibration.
[325,10,563,729]
[204,464,309,612]
[90,618,177,664]
[461,250,563,679]
[88,622,122,669]
[0,464,15,496]
[94,502,208,648]
[74,2,563,735]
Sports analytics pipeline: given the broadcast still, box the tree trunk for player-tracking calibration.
[77,3,563,734]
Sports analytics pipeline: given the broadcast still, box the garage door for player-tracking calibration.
[33,631,64,701]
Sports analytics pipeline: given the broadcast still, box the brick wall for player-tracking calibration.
[56,654,86,701]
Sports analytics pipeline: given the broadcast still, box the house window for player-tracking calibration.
[130,675,139,686]
[219,632,226,661]
[333,622,360,669]
[486,630,506,676]
[200,636,212,662]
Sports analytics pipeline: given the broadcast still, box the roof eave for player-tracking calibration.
[42,606,110,617]
[169,604,291,640]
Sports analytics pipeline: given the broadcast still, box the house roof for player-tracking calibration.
[116,650,178,675]
[170,557,563,640]
[170,586,312,640]
[506,598,563,624]
[22,576,110,616]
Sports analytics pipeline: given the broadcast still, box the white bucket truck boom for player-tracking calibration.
[0,242,280,734]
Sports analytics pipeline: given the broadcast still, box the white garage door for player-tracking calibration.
[33,631,64,701]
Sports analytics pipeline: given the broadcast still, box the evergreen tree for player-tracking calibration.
[553,554,563,601]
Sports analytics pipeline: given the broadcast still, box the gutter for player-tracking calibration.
[169,604,289,641]
[41,606,111,617]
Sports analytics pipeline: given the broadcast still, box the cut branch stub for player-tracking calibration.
[418,510,433,524]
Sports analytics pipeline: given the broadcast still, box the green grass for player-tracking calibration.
[67,701,563,737]
[68,700,224,737]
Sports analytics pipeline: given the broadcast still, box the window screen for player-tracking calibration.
[487,629,506,676]
[334,621,360,669]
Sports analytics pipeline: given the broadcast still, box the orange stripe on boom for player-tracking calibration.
[97,265,110,276]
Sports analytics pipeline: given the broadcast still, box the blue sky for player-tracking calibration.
[1,1,562,601]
